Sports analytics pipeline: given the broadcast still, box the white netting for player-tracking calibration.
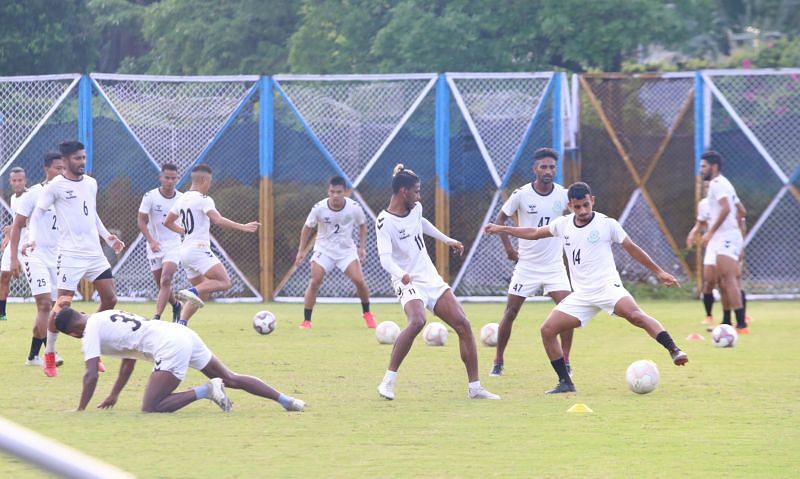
[277,78,433,181]
[99,235,260,301]
[92,76,256,172]
[449,76,550,182]
[0,76,77,170]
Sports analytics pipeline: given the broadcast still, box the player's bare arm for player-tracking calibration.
[621,238,680,287]
[494,209,518,262]
[162,211,185,235]
[207,210,260,233]
[97,358,136,409]
[8,213,28,278]
[484,223,552,240]
[96,217,125,254]
[295,224,313,267]
[137,212,160,253]
[78,357,102,411]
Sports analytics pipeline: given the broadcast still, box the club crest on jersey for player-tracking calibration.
[398,228,410,239]
[323,217,331,224]
[526,203,537,214]
[154,204,163,213]
[588,229,600,243]
[552,201,563,214]
[564,235,571,246]
[64,190,77,200]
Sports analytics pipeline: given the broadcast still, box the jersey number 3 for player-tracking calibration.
[109,313,142,332]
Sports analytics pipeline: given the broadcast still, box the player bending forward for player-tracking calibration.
[485,182,688,394]
[375,164,500,401]
[55,307,305,413]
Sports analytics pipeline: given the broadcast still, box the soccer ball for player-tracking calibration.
[252,310,277,335]
[712,324,738,348]
[480,322,499,347]
[625,359,660,394]
[423,322,448,346]
[375,321,401,345]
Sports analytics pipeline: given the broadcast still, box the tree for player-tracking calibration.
[0,0,96,75]
[88,0,153,73]
[139,0,298,75]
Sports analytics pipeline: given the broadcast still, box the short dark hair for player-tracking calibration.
[192,164,212,174]
[44,151,62,167]
[329,175,346,188]
[567,182,592,201]
[391,164,419,193]
[162,163,178,173]
[55,307,78,333]
[533,147,558,163]
[58,140,85,157]
[701,150,722,169]
[9,166,25,175]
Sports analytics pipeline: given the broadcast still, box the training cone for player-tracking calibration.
[686,333,705,341]
[567,403,593,413]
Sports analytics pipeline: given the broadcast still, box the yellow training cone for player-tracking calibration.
[567,403,593,413]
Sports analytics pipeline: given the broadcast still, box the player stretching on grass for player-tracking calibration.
[55,307,305,413]
[34,140,124,377]
[164,164,259,325]
[375,164,500,401]
[485,182,688,394]
[295,175,376,329]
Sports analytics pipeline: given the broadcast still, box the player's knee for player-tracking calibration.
[100,293,118,310]
[35,296,53,312]
[407,315,426,333]
[540,321,559,338]
[452,317,472,336]
[160,273,174,288]
[503,305,521,321]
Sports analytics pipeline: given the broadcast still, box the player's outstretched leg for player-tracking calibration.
[26,294,53,366]
[377,300,426,400]
[492,294,525,377]
[434,290,500,400]
[141,369,230,413]
[613,296,688,366]
[202,357,304,411]
[540,310,579,394]
[548,290,574,375]
[343,260,375,328]
[301,262,325,329]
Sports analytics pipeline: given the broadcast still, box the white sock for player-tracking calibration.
[45,330,58,354]
[468,380,481,390]
[382,370,397,384]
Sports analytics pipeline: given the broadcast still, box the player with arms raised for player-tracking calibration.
[490,147,573,377]
[485,182,688,394]
[9,153,64,366]
[295,175,376,329]
[34,140,124,377]
[164,164,259,325]
[375,164,500,401]
[137,163,183,321]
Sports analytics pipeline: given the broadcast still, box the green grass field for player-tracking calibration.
[1,299,798,478]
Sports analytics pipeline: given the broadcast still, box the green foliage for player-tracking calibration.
[0,0,96,75]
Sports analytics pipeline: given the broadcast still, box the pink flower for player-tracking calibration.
[742,58,752,69]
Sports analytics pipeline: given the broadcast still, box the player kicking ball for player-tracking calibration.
[485,182,688,394]
[55,307,305,413]
[375,164,499,401]
[295,175,376,329]
[163,164,259,326]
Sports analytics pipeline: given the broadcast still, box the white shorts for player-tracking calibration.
[554,282,633,327]
[152,328,213,381]
[394,275,451,312]
[708,231,743,262]
[508,262,571,297]
[702,245,716,266]
[23,253,58,299]
[180,245,221,280]
[56,254,112,292]
[311,250,358,273]
[147,245,181,272]
[0,244,18,272]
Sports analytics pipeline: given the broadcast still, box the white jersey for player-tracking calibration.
[139,188,183,253]
[8,191,28,247]
[501,182,568,271]
[375,203,439,283]
[707,174,740,236]
[169,191,216,246]
[36,175,104,258]
[549,212,627,293]
[697,198,710,223]
[305,197,366,259]
[81,309,187,362]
